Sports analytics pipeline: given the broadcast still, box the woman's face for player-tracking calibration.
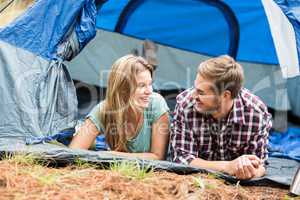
[132,70,153,109]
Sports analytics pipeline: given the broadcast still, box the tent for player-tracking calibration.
[0,0,299,187]
[69,0,300,125]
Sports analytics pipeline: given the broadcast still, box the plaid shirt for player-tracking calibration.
[170,88,272,165]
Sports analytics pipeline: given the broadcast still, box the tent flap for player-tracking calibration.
[0,0,97,60]
[0,0,99,138]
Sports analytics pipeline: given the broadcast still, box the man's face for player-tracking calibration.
[192,74,222,114]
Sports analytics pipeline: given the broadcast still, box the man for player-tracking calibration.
[170,55,272,179]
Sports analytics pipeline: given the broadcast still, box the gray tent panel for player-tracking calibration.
[0,40,78,138]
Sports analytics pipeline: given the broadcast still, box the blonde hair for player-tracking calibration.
[100,55,153,152]
[197,55,244,98]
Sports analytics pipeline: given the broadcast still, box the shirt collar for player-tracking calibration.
[187,89,196,109]
[231,93,245,125]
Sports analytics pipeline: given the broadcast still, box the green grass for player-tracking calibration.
[207,173,220,179]
[1,152,48,166]
[28,165,63,186]
[193,176,205,189]
[110,160,153,180]
[1,153,62,186]
[73,158,98,169]
[284,195,300,200]
[193,176,216,190]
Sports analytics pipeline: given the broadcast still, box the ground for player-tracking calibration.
[0,155,295,200]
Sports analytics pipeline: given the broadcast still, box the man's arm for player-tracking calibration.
[189,119,268,180]
[190,154,263,180]
[190,158,228,172]
[170,102,199,165]
[171,96,270,180]
[245,119,270,160]
[238,112,272,178]
[170,101,260,179]
[227,111,271,179]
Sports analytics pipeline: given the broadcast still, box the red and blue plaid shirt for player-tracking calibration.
[170,88,272,165]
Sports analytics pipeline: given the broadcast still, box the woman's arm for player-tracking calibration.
[149,112,170,159]
[109,112,170,160]
[69,119,100,150]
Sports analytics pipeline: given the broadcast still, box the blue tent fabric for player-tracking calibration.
[118,0,233,57]
[96,0,278,64]
[275,0,300,65]
[268,127,300,161]
[223,0,278,64]
[25,128,110,151]
[96,0,128,31]
[75,0,97,49]
[25,128,75,146]
[0,0,97,60]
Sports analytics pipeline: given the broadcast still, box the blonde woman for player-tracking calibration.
[69,55,170,160]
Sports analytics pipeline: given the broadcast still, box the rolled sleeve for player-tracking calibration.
[170,103,198,165]
[86,102,105,133]
[150,93,170,123]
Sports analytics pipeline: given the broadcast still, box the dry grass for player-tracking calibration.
[0,0,34,27]
[0,153,293,200]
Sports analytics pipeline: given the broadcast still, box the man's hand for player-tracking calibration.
[225,155,262,180]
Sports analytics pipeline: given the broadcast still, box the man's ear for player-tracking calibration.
[223,90,232,99]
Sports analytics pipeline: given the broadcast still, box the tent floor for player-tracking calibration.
[0,137,298,187]
[0,157,290,199]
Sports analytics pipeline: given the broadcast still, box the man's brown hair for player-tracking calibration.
[197,55,244,98]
